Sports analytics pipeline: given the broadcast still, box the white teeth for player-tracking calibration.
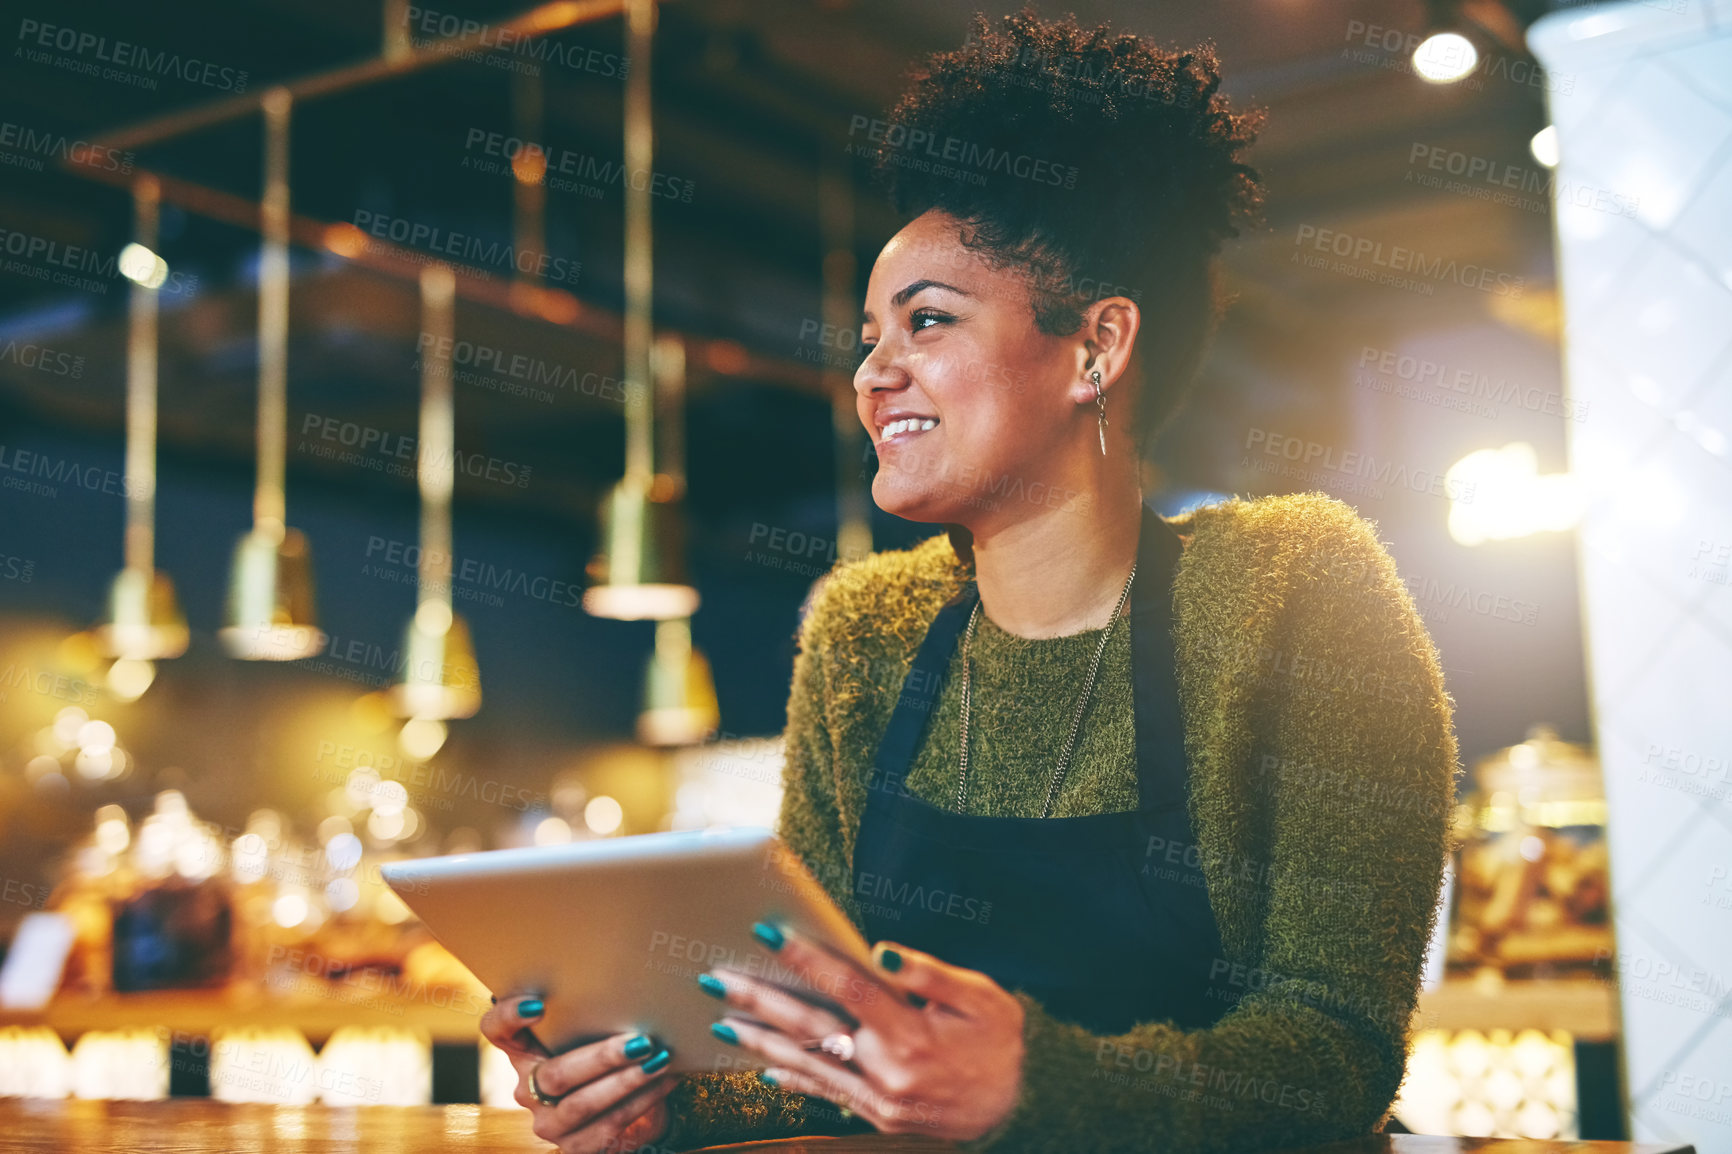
[879,417,938,441]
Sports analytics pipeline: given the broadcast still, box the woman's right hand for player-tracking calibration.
[479,994,679,1153]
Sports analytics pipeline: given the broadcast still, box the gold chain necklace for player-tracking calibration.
[954,564,1137,817]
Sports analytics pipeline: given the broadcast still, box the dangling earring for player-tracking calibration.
[1091,369,1107,456]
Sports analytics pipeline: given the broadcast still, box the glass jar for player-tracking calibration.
[1447,724,1612,977]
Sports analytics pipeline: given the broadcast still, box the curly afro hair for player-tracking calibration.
[868,7,1265,450]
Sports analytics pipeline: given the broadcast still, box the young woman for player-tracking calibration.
[480,10,1458,1152]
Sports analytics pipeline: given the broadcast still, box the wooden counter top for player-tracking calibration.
[0,1099,1697,1153]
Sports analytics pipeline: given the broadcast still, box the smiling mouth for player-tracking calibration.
[876,417,939,445]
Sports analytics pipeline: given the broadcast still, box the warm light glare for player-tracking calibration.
[368,808,407,842]
[1413,32,1479,83]
[232,833,269,884]
[117,243,169,289]
[106,658,156,702]
[345,768,382,809]
[1529,126,1559,169]
[69,1029,169,1100]
[524,2,586,35]
[322,222,369,258]
[174,831,222,881]
[415,600,453,635]
[534,816,573,845]
[583,795,624,835]
[1394,1028,1576,1138]
[210,1029,318,1104]
[372,780,409,817]
[315,1027,432,1106]
[272,892,310,928]
[77,720,116,754]
[399,717,448,760]
[325,832,363,872]
[74,749,114,781]
[94,808,130,856]
[53,708,89,748]
[582,583,701,621]
[512,148,548,185]
[1446,443,1584,545]
[318,814,355,846]
[326,877,360,913]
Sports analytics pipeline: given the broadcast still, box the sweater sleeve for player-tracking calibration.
[660,575,876,1149]
[958,505,1458,1154]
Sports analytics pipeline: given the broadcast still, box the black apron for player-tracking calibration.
[852,504,1231,1035]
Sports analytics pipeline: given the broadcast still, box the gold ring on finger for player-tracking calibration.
[527,1061,563,1107]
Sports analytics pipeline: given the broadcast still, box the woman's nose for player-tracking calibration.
[854,339,905,397]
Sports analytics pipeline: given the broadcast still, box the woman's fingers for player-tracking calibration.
[479,994,552,1059]
[726,921,897,1026]
[531,1031,668,1100]
[712,1014,884,1116]
[866,941,992,1016]
[569,1090,675,1154]
[531,1052,677,1151]
[699,969,854,1043]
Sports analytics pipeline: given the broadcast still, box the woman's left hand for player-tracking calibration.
[700,924,1025,1141]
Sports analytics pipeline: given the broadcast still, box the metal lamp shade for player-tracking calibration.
[387,611,481,720]
[95,567,190,660]
[582,476,699,621]
[219,526,327,660]
[636,622,719,747]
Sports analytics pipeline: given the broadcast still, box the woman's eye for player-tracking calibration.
[857,342,876,366]
[910,309,951,332]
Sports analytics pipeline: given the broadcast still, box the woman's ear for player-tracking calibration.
[1070,296,1142,406]
[1088,296,1142,390]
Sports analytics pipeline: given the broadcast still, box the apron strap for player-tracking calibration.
[870,582,980,782]
[1129,507,1191,812]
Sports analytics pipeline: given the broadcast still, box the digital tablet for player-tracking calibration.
[379,826,874,1074]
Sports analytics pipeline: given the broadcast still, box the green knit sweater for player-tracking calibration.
[662,491,1459,1152]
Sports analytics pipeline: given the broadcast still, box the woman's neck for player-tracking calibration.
[967,472,1145,640]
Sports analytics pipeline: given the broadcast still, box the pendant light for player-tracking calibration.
[220,87,327,661]
[387,264,481,720]
[95,175,188,675]
[583,0,698,622]
[637,617,719,746]
[635,336,718,745]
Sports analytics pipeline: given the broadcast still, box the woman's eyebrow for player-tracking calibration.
[863,279,972,325]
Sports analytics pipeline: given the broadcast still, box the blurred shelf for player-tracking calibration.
[1416,976,1617,1041]
[0,983,485,1044]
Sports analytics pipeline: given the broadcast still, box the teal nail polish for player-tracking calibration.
[750,921,785,950]
[696,973,727,999]
[758,1070,779,1088]
[878,948,903,972]
[640,1049,671,1074]
[518,999,544,1018]
[710,1021,740,1046]
[623,1034,653,1059]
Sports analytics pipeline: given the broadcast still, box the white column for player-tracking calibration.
[1529,5,1732,1151]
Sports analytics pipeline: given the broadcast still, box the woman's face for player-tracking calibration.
[855,209,1106,526]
